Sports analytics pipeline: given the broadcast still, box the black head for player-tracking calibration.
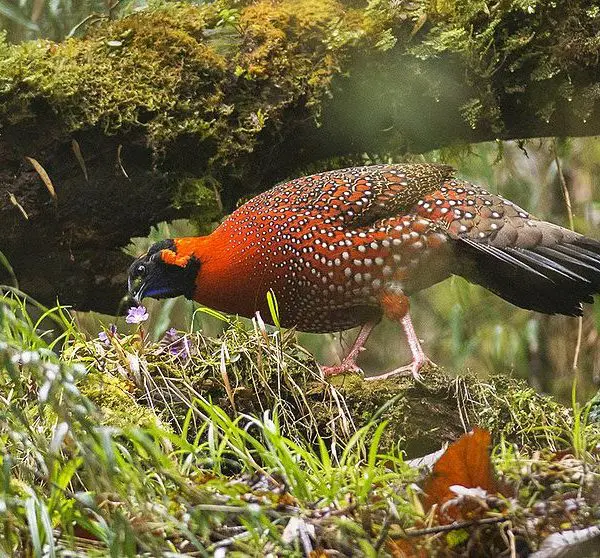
[128,239,200,303]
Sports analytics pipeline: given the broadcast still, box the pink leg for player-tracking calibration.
[366,311,430,381]
[321,321,376,377]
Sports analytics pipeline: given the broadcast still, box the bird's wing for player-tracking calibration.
[263,163,455,227]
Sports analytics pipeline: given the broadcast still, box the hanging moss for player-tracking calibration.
[173,177,223,231]
[1,0,597,148]
[410,0,600,132]
[0,0,597,228]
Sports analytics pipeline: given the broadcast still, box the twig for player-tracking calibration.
[207,530,251,551]
[573,318,584,377]
[373,512,394,552]
[553,141,574,231]
[392,516,507,538]
[298,519,314,556]
[552,139,582,378]
[220,343,237,413]
[508,525,517,558]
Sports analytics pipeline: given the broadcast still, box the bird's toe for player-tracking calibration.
[320,361,363,378]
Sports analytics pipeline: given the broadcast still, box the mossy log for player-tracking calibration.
[1,0,599,312]
[77,324,576,457]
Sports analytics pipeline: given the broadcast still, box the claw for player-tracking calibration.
[320,361,363,377]
[364,312,433,382]
[320,322,375,378]
[318,311,433,382]
[365,355,432,382]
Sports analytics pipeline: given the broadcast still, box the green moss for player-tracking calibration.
[81,371,165,429]
[0,0,596,220]
[0,3,225,142]
[471,375,575,449]
[74,322,600,457]
[0,0,415,156]
[0,0,422,224]
[173,177,222,232]
[321,369,575,454]
[409,0,600,132]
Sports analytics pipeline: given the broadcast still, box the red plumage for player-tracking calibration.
[130,164,600,379]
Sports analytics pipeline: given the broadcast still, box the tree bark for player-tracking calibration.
[0,0,598,313]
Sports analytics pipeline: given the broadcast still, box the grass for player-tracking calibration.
[0,290,599,556]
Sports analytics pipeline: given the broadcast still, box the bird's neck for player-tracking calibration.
[174,230,269,318]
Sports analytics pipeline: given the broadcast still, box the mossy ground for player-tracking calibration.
[1,293,600,555]
[74,315,584,456]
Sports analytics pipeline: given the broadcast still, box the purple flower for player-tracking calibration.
[161,328,191,358]
[98,324,117,345]
[126,305,149,324]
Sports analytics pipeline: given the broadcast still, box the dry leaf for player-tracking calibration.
[71,139,89,182]
[531,526,600,558]
[8,192,29,220]
[26,156,57,200]
[422,428,502,522]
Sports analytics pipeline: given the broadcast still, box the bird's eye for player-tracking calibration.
[137,264,146,275]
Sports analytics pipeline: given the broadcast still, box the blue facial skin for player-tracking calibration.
[143,286,177,300]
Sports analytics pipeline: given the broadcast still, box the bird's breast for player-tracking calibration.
[194,206,452,333]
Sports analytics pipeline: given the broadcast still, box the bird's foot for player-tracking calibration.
[320,360,363,378]
[365,354,433,382]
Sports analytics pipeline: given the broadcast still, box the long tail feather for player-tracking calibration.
[454,235,600,316]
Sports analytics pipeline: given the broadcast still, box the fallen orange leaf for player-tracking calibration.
[422,428,502,522]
